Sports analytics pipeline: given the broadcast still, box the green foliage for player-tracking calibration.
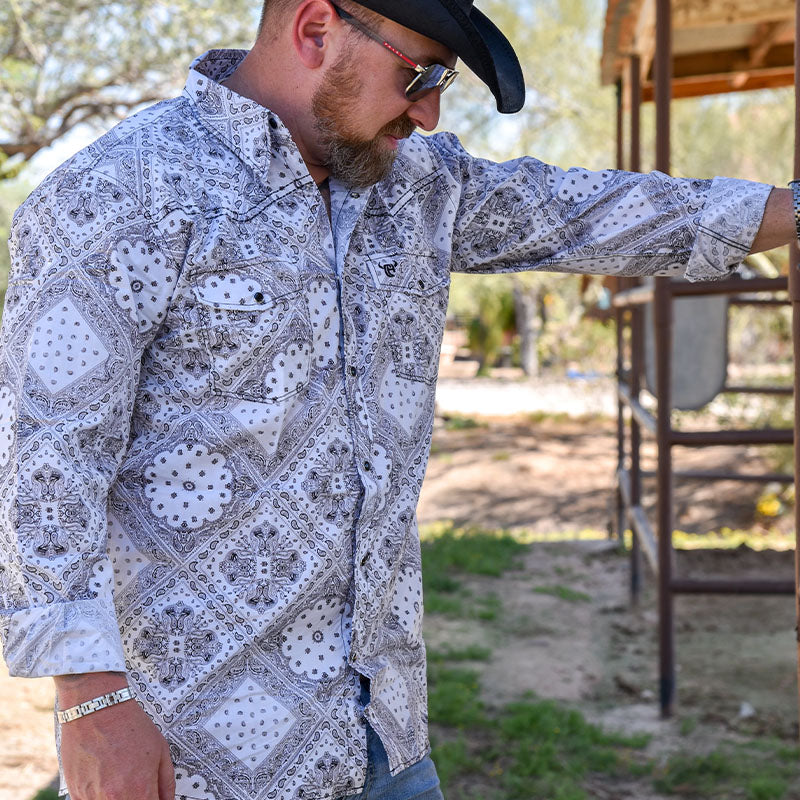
[427,665,486,729]
[448,272,617,377]
[427,735,475,789]
[443,0,616,169]
[498,698,650,799]
[442,414,486,431]
[463,281,517,376]
[532,585,591,603]
[653,744,798,800]
[427,645,492,663]
[0,177,32,315]
[640,90,793,185]
[421,524,526,619]
[678,715,698,736]
[31,789,59,800]
[420,523,528,578]
[0,0,258,177]
[428,674,651,800]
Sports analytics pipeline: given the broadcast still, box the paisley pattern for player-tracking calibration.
[0,49,771,800]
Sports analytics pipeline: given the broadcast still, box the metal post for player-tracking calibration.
[629,54,644,600]
[654,0,671,173]
[654,0,675,719]
[630,55,642,173]
[615,78,627,543]
[792,0,800,743]
[616,78,625,171]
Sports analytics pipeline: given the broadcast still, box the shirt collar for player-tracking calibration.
[183,49,311,186]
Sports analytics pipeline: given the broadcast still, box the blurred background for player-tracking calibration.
[0,0,793,384]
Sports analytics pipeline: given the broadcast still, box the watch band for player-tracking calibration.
[788,180,800,242]
[56,686,135,723]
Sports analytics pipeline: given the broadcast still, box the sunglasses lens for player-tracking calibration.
[406,65,456,100]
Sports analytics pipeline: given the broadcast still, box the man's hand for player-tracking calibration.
[55,672,175,800]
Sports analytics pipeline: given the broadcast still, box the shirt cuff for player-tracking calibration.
[685,176,774,282]
[1,599,126,678]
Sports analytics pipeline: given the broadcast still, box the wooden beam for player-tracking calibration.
[660,42,795,80]
[642,69,795,100]
[745,20,794,69]
[672,0,794,30]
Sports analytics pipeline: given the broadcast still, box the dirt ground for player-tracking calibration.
[1,410,797,800]
[419,413,797,798]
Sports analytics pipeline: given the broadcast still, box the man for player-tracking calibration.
[0,1,794,799]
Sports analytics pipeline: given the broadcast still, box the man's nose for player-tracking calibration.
[407,90,441,131]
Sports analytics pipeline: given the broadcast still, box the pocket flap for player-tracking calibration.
[364,252,449,296]
[193,267,301,310]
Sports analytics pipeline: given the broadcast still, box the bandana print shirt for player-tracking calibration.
[0,50,771,800]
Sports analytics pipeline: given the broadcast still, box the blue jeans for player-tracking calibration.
[341,678,444,800]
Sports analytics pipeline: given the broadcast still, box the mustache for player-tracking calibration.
[379,116,416,140]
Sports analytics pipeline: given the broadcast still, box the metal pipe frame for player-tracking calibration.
[671,429,793,446]
[615,78,628,549]
[671,579,796,595]
[723,385,793,395]
[654,0,675,714]
[617,382,657,435]
[648,469,795,484]
[792,0,800,741]
[614,278,789,308]
[618,468,658,572]
[613,12,798,719]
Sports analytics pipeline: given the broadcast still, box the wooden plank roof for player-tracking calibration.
[602,0,795,99]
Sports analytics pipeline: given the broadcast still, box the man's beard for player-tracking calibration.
[312,51,416,188]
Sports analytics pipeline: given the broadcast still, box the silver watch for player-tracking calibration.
[57,686,135,723]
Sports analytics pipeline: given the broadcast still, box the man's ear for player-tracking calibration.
[292,0,338,69]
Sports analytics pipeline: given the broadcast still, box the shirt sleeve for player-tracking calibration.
[0,166,180,678]
[427,133,772,279]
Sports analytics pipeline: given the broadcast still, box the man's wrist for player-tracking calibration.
[54,671,129,708]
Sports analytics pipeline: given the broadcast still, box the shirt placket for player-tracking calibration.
[328,184,383,667]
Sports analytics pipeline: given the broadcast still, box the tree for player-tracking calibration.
[443,0,618,376]
[0,0,258,179]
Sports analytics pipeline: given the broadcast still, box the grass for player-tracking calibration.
[31,790,58,800]
[428,665,650,800]
[532,584,591,603]
[653,742,799,800]
[678,715,698,736]
[428,645,492,663]
[423,524,652,799]
[621,526,796,552]
[422,523,800,800]
[421,522,528,620]
[420,522,529,576]
[442,414,487,431]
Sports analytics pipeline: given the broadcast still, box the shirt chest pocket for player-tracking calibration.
[365,252,450,387]
[193,266,313,404]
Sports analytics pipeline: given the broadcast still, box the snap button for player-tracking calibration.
[418,279,425,289]
[254,292,265,303]
[360,552,369,566]
[268,118,278,129]
[363,460,371,471]
[349,366,357,377]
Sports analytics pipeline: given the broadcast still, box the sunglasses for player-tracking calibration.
[333,5,459,101]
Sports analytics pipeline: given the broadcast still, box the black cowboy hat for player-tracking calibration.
[349,0,525,113]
